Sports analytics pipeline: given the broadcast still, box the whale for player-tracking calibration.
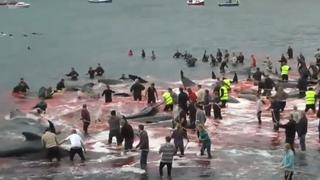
[0,117,64,157]
[128,74,148,83]
[125,103,162,119]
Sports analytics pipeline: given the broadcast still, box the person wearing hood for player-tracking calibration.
[65,67,79,81]
[130,79,145,101]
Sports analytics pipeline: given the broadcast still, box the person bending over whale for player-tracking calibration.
[65,67,79,81]
[41,128,60,162]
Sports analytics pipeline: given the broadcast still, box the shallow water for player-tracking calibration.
[1,0,320,179]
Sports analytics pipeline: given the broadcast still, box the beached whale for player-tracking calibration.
[228,96,240,103]
[125,104,160,119]
[97,79,124,85]
[130,113,173,123]
[0,117,63,157]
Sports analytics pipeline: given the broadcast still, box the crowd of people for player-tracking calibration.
[10,46,320,179]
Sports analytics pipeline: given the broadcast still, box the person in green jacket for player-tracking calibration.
[198,124,212,159]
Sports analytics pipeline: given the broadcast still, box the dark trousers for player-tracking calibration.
[159,162,172,176]
[282,74,288,81]
[108,130,122,145]
[305,104,316,113]
[83,122,90,134]
[164,104,173,112]
[257,111,262,124]
[204,104,211,117]
[189,113,196,129]
[299,134,306,151]
[174,142,184,155]
[140,150,149,169]
[284,170,293,180]
[263,89,272,97]
[213,104,222,119]
[124,137,133,151]
[147,97,156,104]
[133,95,142,101]
[272,110,280,131]
[279,101,286,111]
[47,146,60,162]
[70,147,85,161]
[105,97,112,103]
[318,119,320,140]
[298,91,305,98]
[200,141,212,158]
[220,100,227,108]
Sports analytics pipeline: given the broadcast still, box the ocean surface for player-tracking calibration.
[1,0,320,179]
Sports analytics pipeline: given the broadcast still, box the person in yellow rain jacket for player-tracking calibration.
[280,62,291,81]
[305,87,317,113]
[163,88,174,112]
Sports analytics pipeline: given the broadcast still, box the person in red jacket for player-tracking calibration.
[187,88,197,103]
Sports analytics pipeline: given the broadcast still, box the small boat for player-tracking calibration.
[88,0,112,3]
[187,0,204,6]
[218,0,239,7]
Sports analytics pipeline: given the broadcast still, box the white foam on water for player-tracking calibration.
[90,142,111,153]
[119,165,146,174]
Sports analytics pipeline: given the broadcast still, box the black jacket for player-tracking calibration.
[296,116,308,137]
[121,123,134,139]
[279,120,296,144]
[130,83,145,97]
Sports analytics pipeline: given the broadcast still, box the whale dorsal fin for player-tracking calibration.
[22,132,41,141]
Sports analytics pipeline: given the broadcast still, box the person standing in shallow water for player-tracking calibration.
[108,110,122,146]
[287,46,293,59]
[101,85,115,103]
[130,79,145,101]
[60,129,86,162]
[135,124,149,170]
[141,49,146,59]
[145,83,158,104]
[41,128,60,162]
[80,104,91,135]
[198,124,212,159]
[159,136,176,178]
[121,116,134,153]
[87,67,95,79]
[279,143,294,180]
[95,63,104,77]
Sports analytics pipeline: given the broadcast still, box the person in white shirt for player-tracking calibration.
[60,129,86,162]
[196,84,205,104]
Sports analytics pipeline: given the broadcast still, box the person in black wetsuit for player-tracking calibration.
[65,67,79,81]
[87,67,95,79]
[56,79,65,91]
[141,49,146,59]
[237,52,244,64]
[95,63,104,77]
[102,85,115,103]
[220,60,228,73]
[15,78,30,94]
[210,54,217,67]
[287,46,293,59]
[252,67,263,82]
[216,48,223,63]
[145,83,158,104]
[178,87,189,113]
[130,79,145,101]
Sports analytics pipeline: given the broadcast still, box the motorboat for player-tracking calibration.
[187,0,204,6]
[218,0,239,7]
[88,0,112,3]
